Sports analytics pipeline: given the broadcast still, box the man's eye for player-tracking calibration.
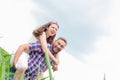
[60,45,64,48]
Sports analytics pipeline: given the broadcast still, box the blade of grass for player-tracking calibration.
[45,51,54,80]
[0,36,3,38]
[41,76,49,80]
[103,73,106,80]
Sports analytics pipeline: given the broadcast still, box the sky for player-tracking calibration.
[0,0,120,80]
[32,0,111,58]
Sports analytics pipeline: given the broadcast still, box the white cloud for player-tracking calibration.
[0,0,37,53]
[43,50,104,80]
[79,0,120,79]
[44,50,104,80]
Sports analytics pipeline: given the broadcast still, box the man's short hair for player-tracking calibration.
[57,37,67,45]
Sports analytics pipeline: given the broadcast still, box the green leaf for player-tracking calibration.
[41,76,49,80]
[0,47,12,80]
[45,51,54,80]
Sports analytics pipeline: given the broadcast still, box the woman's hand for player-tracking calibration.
[52,65,58,71]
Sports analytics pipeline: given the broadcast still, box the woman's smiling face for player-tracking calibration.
[47,23,59,36]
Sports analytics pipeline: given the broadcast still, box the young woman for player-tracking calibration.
[33,21,59,64]
[13,21,59,80]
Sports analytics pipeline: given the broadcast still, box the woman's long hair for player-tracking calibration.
[33,21,59,44]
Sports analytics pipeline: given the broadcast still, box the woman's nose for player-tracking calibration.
[53,29,57,34]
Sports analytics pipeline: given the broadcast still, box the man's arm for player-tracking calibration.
[13,43,29,68]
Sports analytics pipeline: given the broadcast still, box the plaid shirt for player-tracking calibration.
[25,41,55,80]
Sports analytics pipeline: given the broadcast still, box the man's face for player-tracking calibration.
[52,39,66,53]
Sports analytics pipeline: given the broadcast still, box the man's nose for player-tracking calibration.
[58,45,61,48]
[57,45,62,50]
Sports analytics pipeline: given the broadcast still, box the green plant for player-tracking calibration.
[0,47,54,80]
[0,47,13,80]
[45,51,54,80]
[103,73,106,80]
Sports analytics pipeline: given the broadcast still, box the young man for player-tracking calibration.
[13,37,67,80]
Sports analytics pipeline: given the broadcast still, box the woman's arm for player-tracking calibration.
[13,44,29,68]
[55,53,60,64]
[39,32,59,65]
[52,53,60,71]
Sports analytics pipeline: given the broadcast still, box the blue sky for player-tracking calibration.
[31,0,111,58]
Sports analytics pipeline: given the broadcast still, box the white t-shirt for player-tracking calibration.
[10,51,29,69]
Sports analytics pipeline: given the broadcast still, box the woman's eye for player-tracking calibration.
[52,27,57,31]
